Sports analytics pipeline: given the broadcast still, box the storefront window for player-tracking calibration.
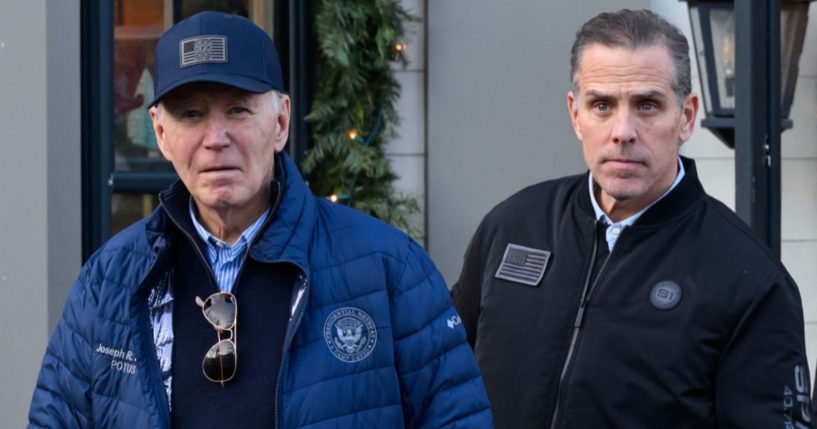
[111,0,255,235]
[114,0,168,174]
[112,193,161,232]
[112,0,252,175]
[83,0,297,258]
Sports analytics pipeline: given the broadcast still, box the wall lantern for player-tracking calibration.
[681,0,812,148]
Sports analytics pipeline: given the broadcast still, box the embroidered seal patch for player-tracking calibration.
[495,243,551,287]
[324,307,377,363]
[650,281,682,310]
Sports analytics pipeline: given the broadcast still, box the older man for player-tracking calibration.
[29,11,491,428]
[453,9,812,429]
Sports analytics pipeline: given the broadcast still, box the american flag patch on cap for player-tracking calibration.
[180,36,227,67]
[495,243,550,287]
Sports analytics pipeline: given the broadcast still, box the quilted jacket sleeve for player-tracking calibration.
[390,240,493,428]
[28,266,97,428]
[715,273,814,428]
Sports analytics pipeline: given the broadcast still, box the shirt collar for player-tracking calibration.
[589,157,686,226]
[189,198,271,250]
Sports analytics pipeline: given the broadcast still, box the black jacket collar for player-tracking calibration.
[575,156,706,227]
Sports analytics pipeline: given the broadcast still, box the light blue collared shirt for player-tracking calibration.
[589,157,685,251]
[189,198,271,293]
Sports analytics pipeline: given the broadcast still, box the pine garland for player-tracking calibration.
[303,0,420,237]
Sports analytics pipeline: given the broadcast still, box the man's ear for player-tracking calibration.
[567,90,583,141]
[679,93,699,143]
[273,96,291,153]
[150,106,173,162]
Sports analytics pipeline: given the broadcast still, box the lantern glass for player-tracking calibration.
[780,3,809,117]
[688,6,711,114]
[688,4,735,115]
[687,1,810,118]
[710,9,735,110]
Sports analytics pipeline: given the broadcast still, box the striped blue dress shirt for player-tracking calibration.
[189,198,271,293]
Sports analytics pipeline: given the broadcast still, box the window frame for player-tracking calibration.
[81,0,317,261]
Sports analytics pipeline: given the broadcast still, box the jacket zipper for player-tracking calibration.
[147,181,285,423]
[231,179,284,297]
[136,269,173,428]
[163,213,219,286]
[217,180,284,348]
[548,221,614,429]
[161,181,300,428]
[274,274,310,429]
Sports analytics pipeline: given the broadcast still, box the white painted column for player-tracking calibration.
[0,0,81,426]
[388,0,427,242]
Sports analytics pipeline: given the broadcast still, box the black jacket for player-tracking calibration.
[453,157,813,429]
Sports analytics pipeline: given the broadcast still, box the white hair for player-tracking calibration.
[153,88,287,124]
[267,89,287,115]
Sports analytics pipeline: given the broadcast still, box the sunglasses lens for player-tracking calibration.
[203,293,236,330]
[203,339,236,382]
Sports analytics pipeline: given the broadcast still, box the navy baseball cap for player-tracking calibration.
[150,11,284,107]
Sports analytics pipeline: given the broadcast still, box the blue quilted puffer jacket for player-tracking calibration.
[28,153,493,428]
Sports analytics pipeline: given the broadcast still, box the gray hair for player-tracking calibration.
[570,9,691,102]
[154,89,287,122]
[268,89,286,113]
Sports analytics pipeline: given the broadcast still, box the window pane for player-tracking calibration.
[114,0,172,173]
[112,0,259,175]
[110,0,269,237]
[179,0,249,20]
[112,193,161,235]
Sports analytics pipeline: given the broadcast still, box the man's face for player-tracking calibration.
[567,43,698,219]
[150,83,290,214]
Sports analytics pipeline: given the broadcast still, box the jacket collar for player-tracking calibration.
[143,151,316,278]
[576,156,705,227]
[248,151,315,275]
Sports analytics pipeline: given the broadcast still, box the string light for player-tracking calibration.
[335,110,384,204]
[394,42,406,52]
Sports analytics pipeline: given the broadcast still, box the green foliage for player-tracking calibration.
[303,0,420,238]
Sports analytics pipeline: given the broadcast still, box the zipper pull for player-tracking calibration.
[574,302,588,328]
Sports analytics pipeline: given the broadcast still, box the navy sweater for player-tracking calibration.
[167,201,293,427]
